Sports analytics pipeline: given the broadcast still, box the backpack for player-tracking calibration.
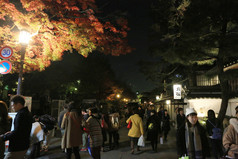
[212,127,222,140]
[110,115,119,130]
[208,119,222,140]
[40,114,56,131]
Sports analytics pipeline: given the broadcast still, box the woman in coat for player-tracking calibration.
[162,109,170,142]
[146,110,161,152]
[126,107,144,154]
[61,103,82,159]
[30,115,44,158]
[177,108,210,159]
[223,110,238,158]
[86,107,103,159]
[0,101,11,159]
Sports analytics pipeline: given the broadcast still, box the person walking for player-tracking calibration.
[30,115,44,158]
[0,101,12,159]
[58,104,68,136]
[0,95,32,159]
[108,110,120,150]
[177,108,185,129]
[206,109,223,159]
[138,106,145,120]
[177,107,210,159]
[146,110,161,152]
[176,108,186,157]
[61,102,82,159]
[126,107,144,154]
[80,108,89,152]
[86,107,103,159]
[101,112,109,151]
[162,109,170,142]
[223,110,238,158]
[40,114,56,152]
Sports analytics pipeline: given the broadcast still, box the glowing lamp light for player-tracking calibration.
[19,30,31,44]
[166,100,171,105]
[197,112,205,117]
[156,95,160,100]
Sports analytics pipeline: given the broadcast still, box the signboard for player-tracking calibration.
[173,84,182,99]
[0,60,12,74]
[0,46,13,59]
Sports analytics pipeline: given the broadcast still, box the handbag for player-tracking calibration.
[160,136,163,144]
[101,118,108,129]
[137,135,145,147]
[127,120,132,129]
[207,120,222,140]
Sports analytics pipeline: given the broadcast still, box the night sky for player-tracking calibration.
[102,0,156,93]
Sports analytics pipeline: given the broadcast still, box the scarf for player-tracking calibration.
[185,123,203,159]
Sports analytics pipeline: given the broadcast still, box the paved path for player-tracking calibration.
[35,125,178,159]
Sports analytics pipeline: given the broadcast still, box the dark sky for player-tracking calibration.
[103,0,156,93]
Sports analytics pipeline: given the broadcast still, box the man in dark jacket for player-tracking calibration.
[0,95,32,159]
[177,108,185,129]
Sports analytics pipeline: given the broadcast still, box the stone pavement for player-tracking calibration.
[35,125,178,159]
[34,125,214,159]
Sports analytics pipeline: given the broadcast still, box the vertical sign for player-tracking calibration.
[0,46,13,74]
[173,84,182,99]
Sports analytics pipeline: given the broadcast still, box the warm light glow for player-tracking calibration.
[123,98,128,102]
[187,98,222,117]
[166,100,171,105]
[156,95,160,100]
[19,30,31,44]
[116,94,121,98]
[197,111,205,117]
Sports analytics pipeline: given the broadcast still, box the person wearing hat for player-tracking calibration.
[223,110,238,158]
[177,107,210,159]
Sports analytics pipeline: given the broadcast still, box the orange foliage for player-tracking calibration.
[106,86,123,101]
[0,0,131,73]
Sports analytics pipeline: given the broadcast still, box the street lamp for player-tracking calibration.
[17,30,31,95]
[116,94,121,99]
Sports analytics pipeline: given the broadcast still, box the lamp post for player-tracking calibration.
[17,30,31,95]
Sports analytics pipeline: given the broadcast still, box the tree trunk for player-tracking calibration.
[217,80,229,122]
[217,57,230,122]
[217,16,229,123]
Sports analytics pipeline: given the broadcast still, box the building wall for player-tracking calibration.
[185,98,238,117]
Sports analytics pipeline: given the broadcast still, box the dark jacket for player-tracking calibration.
[162,114,170,132]
[206,118,222,136]
[1,107,32,152]
[177,121,210,158]
[177,114,186,129]
[146,114,161,141]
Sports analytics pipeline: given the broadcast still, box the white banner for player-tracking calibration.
[173,84,182,99]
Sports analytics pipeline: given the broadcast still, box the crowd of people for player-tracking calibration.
[1,96,238,159]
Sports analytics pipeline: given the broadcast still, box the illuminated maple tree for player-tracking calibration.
[0,0,131,72]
